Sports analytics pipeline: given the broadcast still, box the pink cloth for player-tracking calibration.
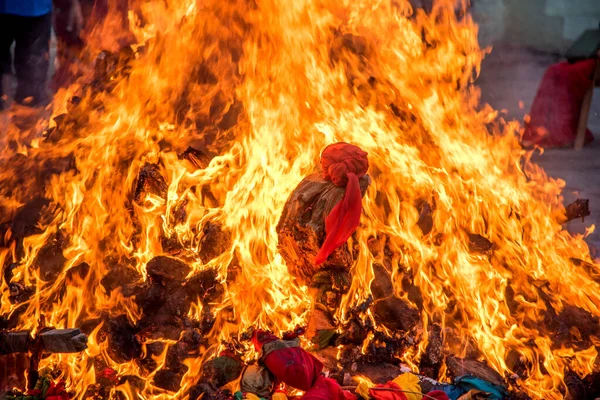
[523,59,596,148]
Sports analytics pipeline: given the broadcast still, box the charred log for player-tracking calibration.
[372,296,420,332]
[370,263,394,300]
[101,264,142,294]
[133,164,168,202]
[106,315,142,363]
[202,355,244,387]
[563,199,590,223]
[419,323,443,379]
[199,223,231,263]
[185,267,224,304]
[153,369,184,392]
[467,233,494,255]
[416,200,434,235]
[179,146,213,170]
[276,172,370,282]
[146,256,191,283]
[0,328,87,354]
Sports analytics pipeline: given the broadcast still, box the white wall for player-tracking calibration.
[471,0,600,52]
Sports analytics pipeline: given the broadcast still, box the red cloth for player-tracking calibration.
[315,143,369,265]
[301,376,356,400]
[368,382,408,400]
[425,391,451,400]
[523,59,596,148]
[252,330,324,391]
[46,381,69,400]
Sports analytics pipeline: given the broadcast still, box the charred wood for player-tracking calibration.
[185,267,224,304]
[134,164,168,203]
[0,328,87,354]
[419,323,443,379]
[146,255,191,283]
[372,296,420,332]
[370,263,394,300]
[199,222,231,263]
[179,146,213,170]
[153,369,184,392]
[276,172,370,282]
[564,370,586,400]
[106,315,142,363]
[416,200,434,236]
[467,233,494,255]
[202,355,244,387]
[563,199,590,223]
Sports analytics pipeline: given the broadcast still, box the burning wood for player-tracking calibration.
[2,0,600,399]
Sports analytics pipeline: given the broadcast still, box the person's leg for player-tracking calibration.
[13,12,52,106]
[0,14,16,109]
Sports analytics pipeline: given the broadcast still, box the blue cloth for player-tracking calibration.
[0,0,52,17]
[455,375,509,400]
[432,383,465,400]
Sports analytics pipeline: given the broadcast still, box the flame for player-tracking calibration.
[1,0,599,398]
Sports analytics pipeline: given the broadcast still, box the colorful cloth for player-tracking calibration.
[431,383,465,400]
[315,142,369,264]
[454,376,507,400]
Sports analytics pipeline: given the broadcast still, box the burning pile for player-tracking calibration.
[1,0,600,399]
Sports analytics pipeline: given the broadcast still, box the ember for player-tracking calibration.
[1,0,600,399]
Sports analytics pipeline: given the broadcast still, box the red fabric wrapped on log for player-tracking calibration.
[316,142,369,265]
[301,376,356,400]
[522,59,596,148]
[252,330,324,391]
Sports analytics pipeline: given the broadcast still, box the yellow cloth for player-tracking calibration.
[356,379,375,399]
[392,373,422,400]
[245,394,261,400]
[272,393,288,400]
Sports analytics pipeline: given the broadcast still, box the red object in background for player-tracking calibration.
[315,143,369,265]
[368,382,408,400]
[252,330,324,391]
[301,376,356,400]
[523,59,596,148]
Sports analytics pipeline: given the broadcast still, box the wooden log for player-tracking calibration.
[0,331,31,355]
[372,296,420,332]
[39,329,88,353]
[276,172,370,282]
[564,199,590,223]
[133,163,168,202]
[0,329,88,355]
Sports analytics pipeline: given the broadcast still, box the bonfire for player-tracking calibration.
[1,0,599,399]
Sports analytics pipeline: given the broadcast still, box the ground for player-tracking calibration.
[477,45,600,252]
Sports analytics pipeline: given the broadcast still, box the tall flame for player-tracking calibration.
[1,0,599,398]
